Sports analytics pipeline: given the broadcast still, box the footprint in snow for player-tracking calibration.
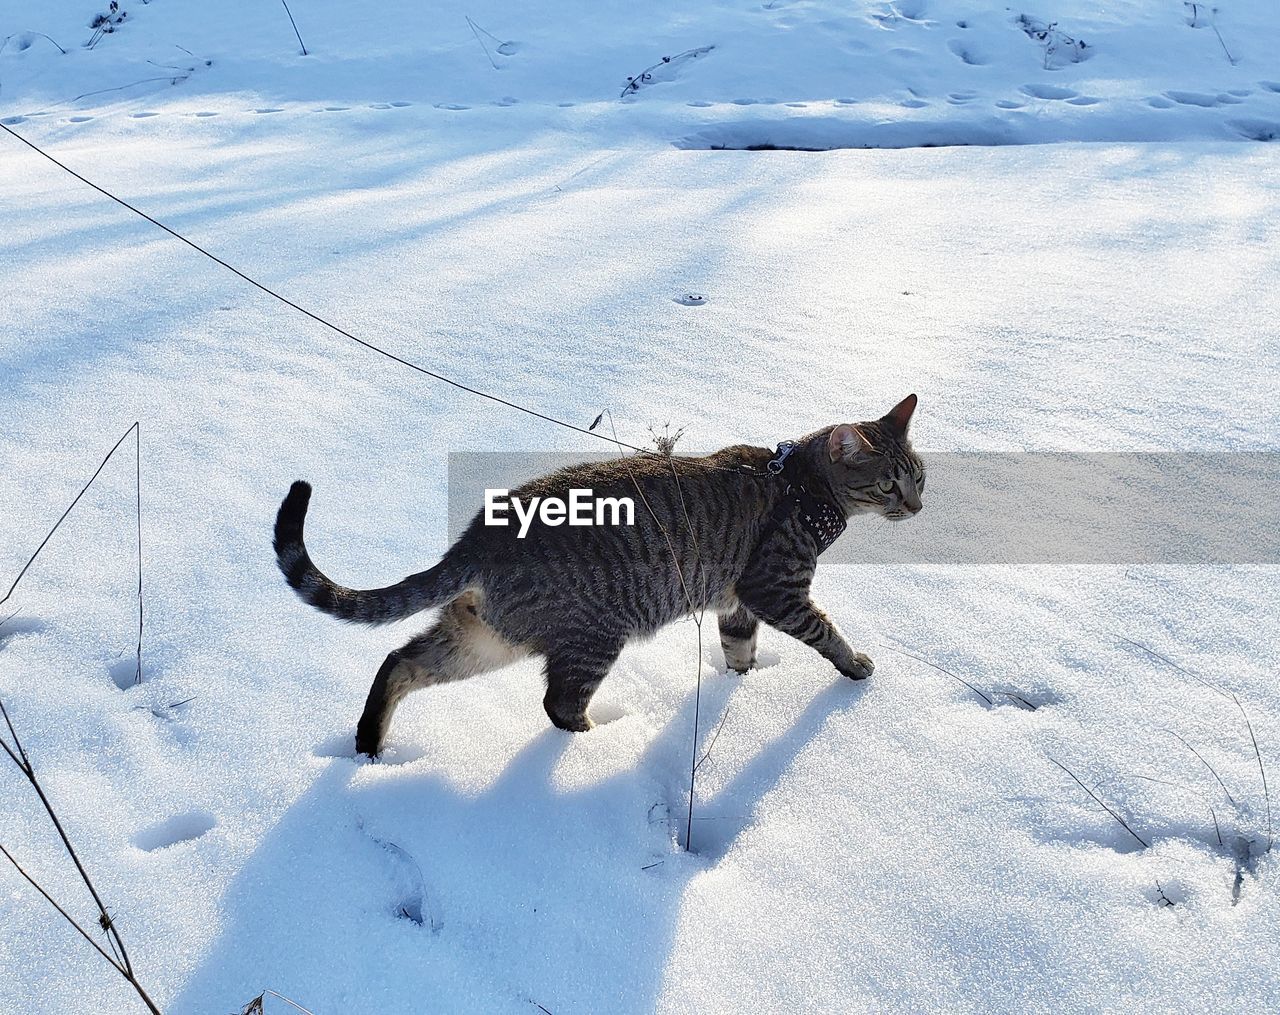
[1231,119,1280,141]
[323,106,350,112]
[1165,90,1224,107]
[435,103,470,110]
[874,0,929,24]
[312,734,425,765]
[389,101,412,107]
[193,111,218,117]
[687,100,713,107]
[995,99,1026,109]
[130,111,159,118]
[834,97,858,105]
[134,811,216,851]
[900,98,928,108]
[253,107,283,114]
[589,701,627,726]
[1021,83,1078,100]
[1066,96,1100,106]
[1,115,27,124]
[68,115,93,122]
[108,657,143,690]
[1147,96,1175,108]
[492,96,519,106]
[1261,81,1280,93]
[947,91,978,105]
[0,615,44,644]
[359,823,441,931]
[946,39,989,65]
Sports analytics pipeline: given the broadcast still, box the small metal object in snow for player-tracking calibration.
[678,293,707,306]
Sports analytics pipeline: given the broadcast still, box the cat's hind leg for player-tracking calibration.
[717,604,759,674]
[355,591,526,757]
[542,635,626,733]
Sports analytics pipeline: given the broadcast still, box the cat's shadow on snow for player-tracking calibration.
[170,676,866,1012]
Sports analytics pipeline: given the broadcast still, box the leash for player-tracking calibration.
[759,440,846,555]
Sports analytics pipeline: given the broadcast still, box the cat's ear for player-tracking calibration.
[828,423,876,462]
[881,393,918,433]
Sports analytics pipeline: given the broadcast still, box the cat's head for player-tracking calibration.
[821,394,924,521]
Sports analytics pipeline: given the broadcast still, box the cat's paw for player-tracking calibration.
[354,726,385,759]
[842,653,874,680]
[547,710,594,733]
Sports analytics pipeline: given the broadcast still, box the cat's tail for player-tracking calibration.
[273,481,472,625]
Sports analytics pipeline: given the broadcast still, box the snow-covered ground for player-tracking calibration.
[2,3,1278,1013]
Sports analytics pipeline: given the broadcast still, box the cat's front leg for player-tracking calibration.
[738,586,873,680]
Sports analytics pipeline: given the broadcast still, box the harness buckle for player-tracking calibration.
[767,440,796,476]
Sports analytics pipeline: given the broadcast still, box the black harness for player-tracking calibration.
[757,441,847,556]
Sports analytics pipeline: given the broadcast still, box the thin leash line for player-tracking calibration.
[0,122,668,460]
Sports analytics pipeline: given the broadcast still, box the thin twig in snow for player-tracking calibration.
[603,413,709,850]
[621,45,715,99]
[1,423,138,607]
[997,691,1038,711]
[879,643,993,706]
[693,705,731,776]
[465,16,500,70]
[658,428,711,851]
[1211,24,1237,64]
[133,423,143,683]
[1096,772,1223,847]
[1048,756,1151,849]
[1115,635,1228,698]
[0,422,144,686]
[241,988,316,1014]
[280,1,308,55]
[0,699,161,1013]
[68,73,191,104]
[1233,694,1272,851]
[1161,728,1238,806]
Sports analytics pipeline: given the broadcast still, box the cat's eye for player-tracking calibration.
[877,480,894,494]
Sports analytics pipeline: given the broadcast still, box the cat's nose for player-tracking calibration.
[905,501,922,514]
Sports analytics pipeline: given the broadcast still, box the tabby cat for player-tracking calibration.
[274,395,924,756]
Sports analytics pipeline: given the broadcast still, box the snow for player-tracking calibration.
[2,2,1279,1013]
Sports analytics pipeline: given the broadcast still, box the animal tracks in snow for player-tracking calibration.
[133,810,217,851]
[946,38,989,66]
[1165,90,1242,108]
[1021,83,1079,101]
